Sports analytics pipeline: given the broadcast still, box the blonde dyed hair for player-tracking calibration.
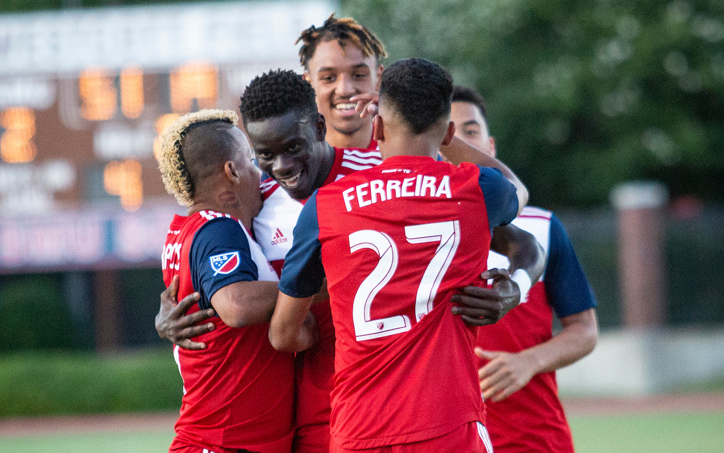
[157,109,239,206]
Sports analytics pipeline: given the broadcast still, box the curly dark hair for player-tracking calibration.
[380,58,453,135]
[239,69,317,126]
[452,86,489,124]
[296,14,387,69]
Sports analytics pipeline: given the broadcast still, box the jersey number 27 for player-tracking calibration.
[350,220,460,341]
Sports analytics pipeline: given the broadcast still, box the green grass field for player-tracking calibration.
[570,412,724,453]
[1,411,723,453]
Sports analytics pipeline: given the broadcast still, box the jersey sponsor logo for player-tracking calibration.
[209,251,240,276]
[271,228,288,245]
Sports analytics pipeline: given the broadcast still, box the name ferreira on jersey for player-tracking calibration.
[342,174,452,212]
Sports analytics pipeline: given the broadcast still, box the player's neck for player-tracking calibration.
[188,197,254,232]
[380,133,440,161]
[303,142,337,200]
[326,121,374,149]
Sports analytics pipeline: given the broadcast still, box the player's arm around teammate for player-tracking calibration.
[452,225,546,327]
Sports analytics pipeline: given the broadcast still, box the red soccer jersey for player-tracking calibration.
[162,210,294,452]
[279,156,519,449]
[477,207,596,453]
[253,144,382,447]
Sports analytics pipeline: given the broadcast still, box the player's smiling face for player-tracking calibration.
[305,39,382,138]
[245,110,329,201]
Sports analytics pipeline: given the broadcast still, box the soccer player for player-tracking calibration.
[451,86,599,453]
[157,110,295,453]
[242,69,538,453]
[269,58,522,452]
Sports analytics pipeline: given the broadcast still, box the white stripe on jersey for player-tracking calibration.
[260,179,277,193]
[342,153,383,166]
[341,161,379,171]
[342,148,383,160]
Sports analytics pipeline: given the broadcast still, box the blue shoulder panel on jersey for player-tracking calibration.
[190,217,258,310]
[544,214,597,318]
[476,166,519,230]
[278,191,326,298]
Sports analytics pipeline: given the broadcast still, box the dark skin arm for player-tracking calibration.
[155,276,213,350]
[452,224,546,326]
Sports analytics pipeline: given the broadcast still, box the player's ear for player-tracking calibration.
[224,161,240,183]
[315,113,327,142]
[441,121,455,146]
[374,64,383,90]
[373,115,384,142]
[489,136,497,158]
[302,71,311,83]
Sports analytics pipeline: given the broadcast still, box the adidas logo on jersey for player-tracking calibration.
[271,228,288,245]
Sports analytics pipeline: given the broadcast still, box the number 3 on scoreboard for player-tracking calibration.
[349,220,461,341]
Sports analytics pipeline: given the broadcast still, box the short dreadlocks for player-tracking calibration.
[296,14,387,69]
[157,109,238,206]
[239,69,318,126]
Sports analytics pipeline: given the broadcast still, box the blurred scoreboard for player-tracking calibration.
[0,0,335,215]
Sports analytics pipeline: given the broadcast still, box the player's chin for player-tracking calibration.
[330,118,365,136]
[285,176,315,200]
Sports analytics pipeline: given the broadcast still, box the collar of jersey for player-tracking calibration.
[382,155,437,166]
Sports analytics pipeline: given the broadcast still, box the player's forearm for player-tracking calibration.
[439,135,489,166]
[269,293,317,352]
[212,281,280,328]
[490,225,546,286]
[519,308,598,375]
[441,137,528,214]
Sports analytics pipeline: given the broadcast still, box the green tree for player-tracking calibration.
[343,0,724,207]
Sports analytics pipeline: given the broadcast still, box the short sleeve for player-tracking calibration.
[278,191,326,298]
[476,166,519,230]
[544,215,597,318]
[190,218,259,310]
